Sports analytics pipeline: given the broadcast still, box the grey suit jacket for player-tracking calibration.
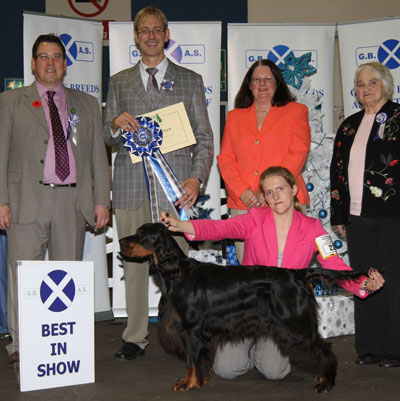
[0,83,110,226]
[103,59,214,211]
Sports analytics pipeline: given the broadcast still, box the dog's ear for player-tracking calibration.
[153,223,185,273]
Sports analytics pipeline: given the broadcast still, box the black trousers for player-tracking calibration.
[346,215,400,358]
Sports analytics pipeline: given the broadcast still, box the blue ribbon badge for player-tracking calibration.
[374,112,387,141]
[121,116,197,222]
[67,109,80,145]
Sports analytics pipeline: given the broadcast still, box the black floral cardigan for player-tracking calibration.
[330,100,400,226]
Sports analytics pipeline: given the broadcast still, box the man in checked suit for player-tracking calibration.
[0,34,110,367]
[103,7,214,360]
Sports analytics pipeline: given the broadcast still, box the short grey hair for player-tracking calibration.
[354,62,394,104]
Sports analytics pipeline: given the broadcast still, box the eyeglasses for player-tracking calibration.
[137,28,166,36]
[35,53,65,62]
[250,77,275,85]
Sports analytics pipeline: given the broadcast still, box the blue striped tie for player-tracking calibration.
[146,68,159,103]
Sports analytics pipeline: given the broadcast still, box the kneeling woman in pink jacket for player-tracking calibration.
[162,166,384,382]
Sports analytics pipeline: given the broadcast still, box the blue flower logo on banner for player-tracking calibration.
[40,270,76,312]
[280,53,317,89]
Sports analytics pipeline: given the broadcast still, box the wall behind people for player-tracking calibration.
[247,0,399,130]
[0,0,397,116]
[0,0,247,102]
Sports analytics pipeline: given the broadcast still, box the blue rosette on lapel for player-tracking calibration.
[121,116,197,223]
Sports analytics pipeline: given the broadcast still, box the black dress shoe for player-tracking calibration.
[8,351,19,369]
[355,354,381,365]
[115,342,145,361]
[379,358,400,368]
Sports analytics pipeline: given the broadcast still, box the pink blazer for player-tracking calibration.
[189,208,366,297]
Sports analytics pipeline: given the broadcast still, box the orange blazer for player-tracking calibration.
[217,102,311,210]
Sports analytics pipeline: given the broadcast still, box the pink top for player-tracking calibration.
[36,81,76,184]
[188,208,366,297]
[348,114,375,215]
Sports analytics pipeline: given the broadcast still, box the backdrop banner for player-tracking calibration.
[227,23,335,133]
[338,18,400,118]
[23,12,111,317]
[108,21,221,316]
[226,24,348,262]
[23,12,103,106]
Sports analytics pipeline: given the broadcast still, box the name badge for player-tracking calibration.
[315,235,337,259]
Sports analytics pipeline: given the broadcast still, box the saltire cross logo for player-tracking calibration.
[40,270,76,312]
[378,39,400,70]
[60,34,78,67]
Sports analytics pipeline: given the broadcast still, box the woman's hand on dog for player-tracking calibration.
[160,212,195,236]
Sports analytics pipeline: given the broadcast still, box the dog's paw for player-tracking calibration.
[173,378,201,392]
[314,381,332,393]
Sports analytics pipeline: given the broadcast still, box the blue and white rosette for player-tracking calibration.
[121,116,197,223]
[67,112,80,146]
[374,112,387,141]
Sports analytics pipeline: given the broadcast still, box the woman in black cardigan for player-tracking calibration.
[330,62,400,368]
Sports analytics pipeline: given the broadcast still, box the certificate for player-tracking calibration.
[128,102,196,164]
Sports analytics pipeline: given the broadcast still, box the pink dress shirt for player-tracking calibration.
[36,81,76,184]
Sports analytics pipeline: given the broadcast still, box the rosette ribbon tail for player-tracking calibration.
[145,151,198,221]
[67,112,80,146]
[121,116,197,223]
[143,157,160,223]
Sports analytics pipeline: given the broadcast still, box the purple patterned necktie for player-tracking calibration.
[47,91,69,181]
[146,68,159,103]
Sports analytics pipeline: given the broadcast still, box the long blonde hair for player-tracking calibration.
[259,166,301,211]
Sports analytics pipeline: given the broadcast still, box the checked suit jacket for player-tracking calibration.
[0,83,110,226]
[103,59,214,211]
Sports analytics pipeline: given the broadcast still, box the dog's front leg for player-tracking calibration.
[173,365,201,391]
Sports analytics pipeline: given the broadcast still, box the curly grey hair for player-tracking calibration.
[354,62,394,104]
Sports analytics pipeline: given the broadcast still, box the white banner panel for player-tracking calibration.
[18,261,94,392]
[23,12,111,318]
[227,23,344,259]
[338,18,400,118]
[23,13,103,106]
[108,22,221,317]
[228,23,335,133]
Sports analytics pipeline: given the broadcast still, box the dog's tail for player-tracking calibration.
[304,267,367,288]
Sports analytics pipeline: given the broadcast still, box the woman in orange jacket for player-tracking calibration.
[217,59,311,262]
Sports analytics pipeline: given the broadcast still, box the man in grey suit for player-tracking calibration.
[103,7,214,360]
[0,34,110,367]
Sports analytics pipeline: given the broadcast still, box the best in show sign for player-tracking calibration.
[18,261,94,392]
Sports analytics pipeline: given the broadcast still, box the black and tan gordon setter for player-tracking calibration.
[120,223,365,393]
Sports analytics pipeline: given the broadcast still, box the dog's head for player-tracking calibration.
[119,223,184,272]
[120,223,163,260]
